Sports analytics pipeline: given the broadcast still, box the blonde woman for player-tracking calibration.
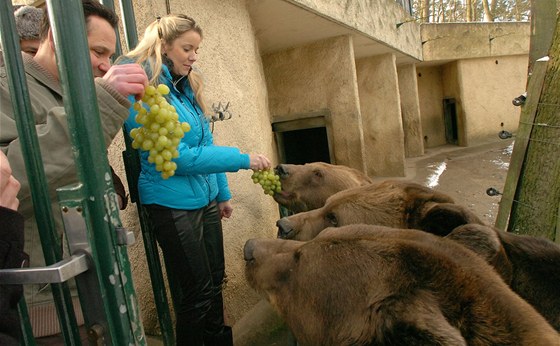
[118,14,270,345]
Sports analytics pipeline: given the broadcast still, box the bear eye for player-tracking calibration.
[325,212,338,227]
[294,250,301,262]
[312,169,323,179]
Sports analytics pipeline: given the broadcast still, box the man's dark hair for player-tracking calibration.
[39,0,119,40]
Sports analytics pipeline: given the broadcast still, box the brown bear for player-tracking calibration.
[244,224,560,346]
[273,162,373,213]
[275,180,560,331]
[276,180,472,240]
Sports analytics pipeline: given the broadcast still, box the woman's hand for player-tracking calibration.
[219,200,233,219]
[249,154,271,171]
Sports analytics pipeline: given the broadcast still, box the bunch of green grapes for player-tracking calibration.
[130,84,191,179]
[251,169,281,196]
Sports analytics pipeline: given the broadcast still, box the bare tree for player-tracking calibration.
[422,0,430,22]
[451,0,460,22]
[412,0,530,23]
[466,0,473,21]
[482,0,495,21]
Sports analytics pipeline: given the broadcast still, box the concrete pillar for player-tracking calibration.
[397,64,424,158]
[356,53,405,177]
[262,35,366,173]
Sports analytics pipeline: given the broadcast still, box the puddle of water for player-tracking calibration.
[426,162,447,188]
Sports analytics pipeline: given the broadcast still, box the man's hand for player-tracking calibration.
[102,63,148,101]
[0,152,21,211]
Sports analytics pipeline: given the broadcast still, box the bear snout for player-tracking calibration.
[275,164,289,178]
[277,218,294,239]
[244,239,257,261]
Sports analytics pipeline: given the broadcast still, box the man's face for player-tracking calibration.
[86,15,116,77]
[20,39,40,56]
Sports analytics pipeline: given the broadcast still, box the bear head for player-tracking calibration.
[276,179,471,241]
[273,162,372,213]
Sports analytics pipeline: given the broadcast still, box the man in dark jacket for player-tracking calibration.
[0,151,28,345]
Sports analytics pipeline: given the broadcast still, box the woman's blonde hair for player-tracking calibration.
[123,14,208,114]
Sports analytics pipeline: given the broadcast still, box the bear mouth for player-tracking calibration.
[272,190,293,204]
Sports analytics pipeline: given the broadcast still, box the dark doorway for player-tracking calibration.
[272,114,333,165]
[443,98,458,145]
[279,127,330,164]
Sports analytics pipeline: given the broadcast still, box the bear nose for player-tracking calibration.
[244,239,257,261]
[276,218,294,239]
[275,164,288,178]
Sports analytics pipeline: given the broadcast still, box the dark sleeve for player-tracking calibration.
[0,206,26,269]
[0,207,27,344]
[110,166,128,210]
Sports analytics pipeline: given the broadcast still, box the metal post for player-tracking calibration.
[45,0,145,343]
[117,0,175,342]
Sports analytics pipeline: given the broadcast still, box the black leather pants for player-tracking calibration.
[145,201,233,346]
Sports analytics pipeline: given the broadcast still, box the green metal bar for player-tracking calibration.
[45,0,145,344]
[118,1,175,343]
[100,0,123,58]
[18,299,36,346]
[119,0,139,50]
[0,2,81,344]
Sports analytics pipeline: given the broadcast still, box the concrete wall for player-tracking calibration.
[292,0,423,60]
[397,64,424,157]
[416,66,446,148]
[422,22,530,61]
[356,53,405,177]
[458,55,528,144]
[262,35,367,172]
[416,55,527,148]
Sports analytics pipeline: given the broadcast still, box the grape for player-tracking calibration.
[129,84,190,179]
[251,169,281,196]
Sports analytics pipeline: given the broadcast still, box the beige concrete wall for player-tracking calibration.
[458,55,528,144]
[416,66,447,148]
[397,64,424,157]
[108,0,280,333]
[422,22,530,62]
[291,0,422,60]
[416,55,527,148]
[356,53,405,177]
[262,35,367,172]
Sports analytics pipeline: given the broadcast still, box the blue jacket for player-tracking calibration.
[124,63,250,210]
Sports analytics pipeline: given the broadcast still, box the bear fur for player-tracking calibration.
[276,180,560,331]
[244,225,559,345]
[273,162,372,213]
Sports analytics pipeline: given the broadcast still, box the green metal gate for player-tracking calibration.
[0,0,173,344]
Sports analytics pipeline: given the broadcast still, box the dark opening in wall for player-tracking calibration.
[272,112,333,165]
[279,127,330,164]
[443,98,459,145]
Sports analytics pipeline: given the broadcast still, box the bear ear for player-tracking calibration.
[446,224,513,284]
[418,203,483,236]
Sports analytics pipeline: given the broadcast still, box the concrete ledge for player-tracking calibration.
[421,22,530,61]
